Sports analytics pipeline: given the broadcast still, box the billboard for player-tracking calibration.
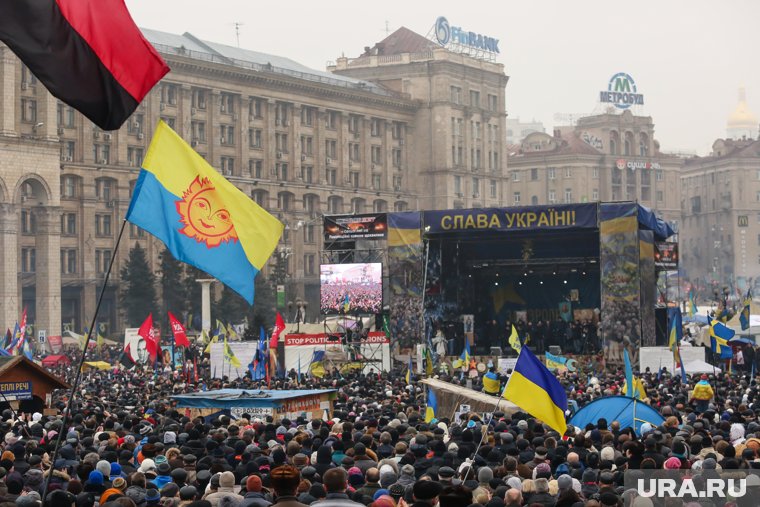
[323,213,387,241]
[320,263,383,315]
[654,242,678,270]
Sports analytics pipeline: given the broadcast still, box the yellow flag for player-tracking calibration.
[223,338,241,368]
[204,333,219,354]
[509,325,521,353]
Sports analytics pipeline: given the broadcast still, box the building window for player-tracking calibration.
[472,177,480,197]
[303,165,313,183]
[304,224,315,244]
[471,121,481,140]
[61,249,77,274]
[327,196,343,214]
[371,146,382,165]
[57,104,75,128]
[370,118,381,137]
[220,93,235,114]
[129,223,146,238]
[248,97,262,118]
[220,125,235,145]
[469,90,480,107]
[565,167,573,178]
[95,214,112,236]
[531,195,538,205]
[275,133,288,154]
[192,88,207,110]
[454,175,462,195]
[548,167,556,180]
[60,140,75,162]
[301,135,313,156]
[275,163,288,181]
[531,168,539,181]
[490,179,497,198]
[488,94,498,111]
[277,192,293,211]
[373,199,387,212]
[549,190,556,203]
[564,189,573,203]
[392,175,402,191]
[450,86,462,104]
[325,140,337,159]
[592,189,599,201]
[127,147,144,167]
[21,248,35,273]
[20,210,36,234]
[304,254,315,276]
[220,157,235,176]
[392,122,404,139]
[92,144,111,165]
[326,168,336,186]
[392,149,402,168]
[657,190,663,202]
[248,159,262,179]
[656,169,664,181]
[61,213,76,235]
[372,174,382,190]
[324,110,337,129]
[160,83,177,105]
[128,113,144,135]
[351,198,365,214]
[593,167,599,179]
[21,98,37,123]
[513,192,521,204]
[349,172,359,188]
[21,65,37,87]
[95,179,113,201]
[511,171,520,182]
[191,121,206,143]
[301,107,314,127]
[249,128,262,149]
[95,249,112,274]
[62,176,77,198]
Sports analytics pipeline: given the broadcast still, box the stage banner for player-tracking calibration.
[639,230,656,347]
[323,213,387,241]
[387,212,424,348]
[599,203,641,367]
[654,242,678,270]
[423,203,597,234]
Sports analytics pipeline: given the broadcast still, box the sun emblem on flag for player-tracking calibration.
[176,176,238,247]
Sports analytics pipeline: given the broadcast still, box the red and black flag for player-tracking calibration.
[119,343,136,369]
[0,0,169,130]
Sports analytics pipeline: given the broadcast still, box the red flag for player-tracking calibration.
[137,313,159,361]
[271,312,285,349]
[168,312,190,347]
[0,0,169,130]
[19,307,27,340]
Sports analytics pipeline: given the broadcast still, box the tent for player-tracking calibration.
[683,359,720,374]
[568,396,665,435]
[82,361,112,371]
[41,355,71,367]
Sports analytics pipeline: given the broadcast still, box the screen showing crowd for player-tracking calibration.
[320,263,383,315]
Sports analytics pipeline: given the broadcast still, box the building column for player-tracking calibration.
[33,206,61,338]
[0,204,19,330]
[196,279,215,334]
[0,48,16,136]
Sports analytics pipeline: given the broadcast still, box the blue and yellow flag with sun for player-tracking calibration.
[126,121,283,304]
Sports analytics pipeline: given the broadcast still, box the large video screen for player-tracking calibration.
[320,263,383,315]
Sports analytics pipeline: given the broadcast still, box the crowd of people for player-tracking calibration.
[320,282,383,316]
[3,338,760,507]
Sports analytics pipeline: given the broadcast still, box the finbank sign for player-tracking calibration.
[434,16,500,53]
[600,72,644,110]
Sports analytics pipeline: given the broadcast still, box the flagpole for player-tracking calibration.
[41,219,128,506]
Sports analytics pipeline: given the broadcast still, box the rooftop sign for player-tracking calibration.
[434,16,500,54]
[600,73,643,110]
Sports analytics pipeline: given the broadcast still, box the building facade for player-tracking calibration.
[0,27,509,336]
[506,110,683,226]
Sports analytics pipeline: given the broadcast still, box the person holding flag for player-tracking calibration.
[621,348,646,400]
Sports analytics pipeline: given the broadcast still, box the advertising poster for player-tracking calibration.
[323,213,387,241]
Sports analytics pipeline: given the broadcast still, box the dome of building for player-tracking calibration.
[727,87,757,138]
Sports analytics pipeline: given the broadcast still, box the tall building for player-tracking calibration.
[506,110,683,225]
[329,27,510,210]
[506,117,545,144]
[0,26,509,336]
[680,137,760,287]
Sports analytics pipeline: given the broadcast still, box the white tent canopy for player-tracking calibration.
[683,359,720,374]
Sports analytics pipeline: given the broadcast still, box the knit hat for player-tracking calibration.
[664,457,681,470]
[112,477,127,491]
[87,470,104,486]
[557,474,572,491]
[246,475,262,493]
[219,471,235,488]
[478,467,494,483]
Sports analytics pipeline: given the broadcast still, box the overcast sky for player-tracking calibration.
[127,0,760,155]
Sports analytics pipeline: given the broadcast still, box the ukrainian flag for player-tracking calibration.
[503,346,567,434]
[688,290,697,317]
[668,309,687,382]
[388,211,421,247]
[740,289,752,331]
[126,121,283,304]
[424,388,437,423]
[482,371,500,395]
[709,316,734,359]
[453,339,471,369]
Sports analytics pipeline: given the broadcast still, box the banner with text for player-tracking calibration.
[323,213,387,241]
[423,203,598,234]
